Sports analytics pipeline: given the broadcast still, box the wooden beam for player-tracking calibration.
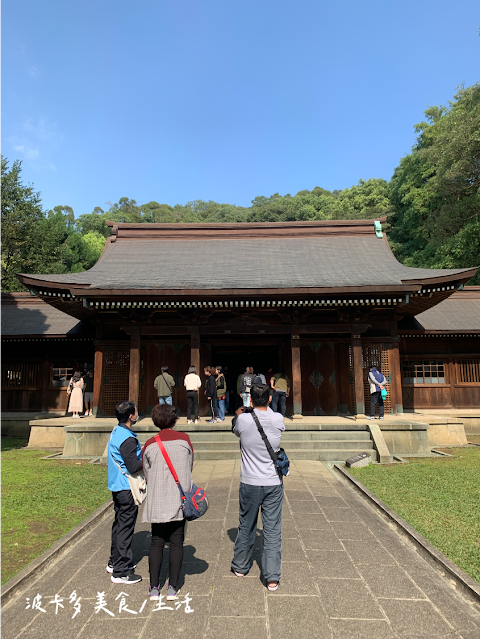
[291,326,302,417]
[121,323,368,336]
[123,326,191,336]
[191,325,200,374]
[92,345,104,417]
[351,333,366,417]
[129,327,141,407]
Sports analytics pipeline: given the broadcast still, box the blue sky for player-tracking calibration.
[2,0,479,215]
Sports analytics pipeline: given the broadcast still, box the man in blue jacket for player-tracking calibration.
[107,400,143,584]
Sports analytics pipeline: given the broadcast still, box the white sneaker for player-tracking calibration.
[111,573,142,584]
[187,420,192,424]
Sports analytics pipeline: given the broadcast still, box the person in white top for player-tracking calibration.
[184,366,202,424]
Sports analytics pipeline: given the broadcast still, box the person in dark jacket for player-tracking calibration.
[204,366,218,423]
[107,400,143,584]
[215,366,227,422]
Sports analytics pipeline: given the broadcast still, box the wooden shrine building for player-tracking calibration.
[4,219,480,417]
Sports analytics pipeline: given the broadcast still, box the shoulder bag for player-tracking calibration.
[155,434,208,520]
[250,411,290,477]
[112,457,147,506]
[161,373,173,393]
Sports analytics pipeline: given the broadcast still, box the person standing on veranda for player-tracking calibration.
[239,366,256,408]
[154,366,175,405]
[184,365,202,424]
[83,369,94,416]
[215,366,227,422]
[270,367,290,417]
[204,366,218,423]
[67,371,84,418]
[367,366,386,420]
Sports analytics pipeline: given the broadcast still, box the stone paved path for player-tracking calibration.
[3,461,480,638]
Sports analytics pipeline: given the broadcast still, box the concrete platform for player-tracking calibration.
[406,409,480,436]
[25,412,469,461]
[1,411,65,438]
[2,460,479,639]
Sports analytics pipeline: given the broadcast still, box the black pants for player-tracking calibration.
[110,490,138,577]
[149,520,186,588]
[370,391,385,417]
[186,390,199,421]
[208,396,217,419]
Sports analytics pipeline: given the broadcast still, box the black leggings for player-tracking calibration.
[208,397,217,419]
[186,390,199,421]
[149,520,185,588]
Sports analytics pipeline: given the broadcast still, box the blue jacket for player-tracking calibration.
[108,424,142,492]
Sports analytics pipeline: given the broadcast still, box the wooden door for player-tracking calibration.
[300,341,339,416]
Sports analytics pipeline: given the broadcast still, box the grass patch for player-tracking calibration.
[350,447,480,583]
[1,446,109,585]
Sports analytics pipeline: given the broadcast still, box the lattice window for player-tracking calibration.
[402,360,445,384]
[458,359,480,384]
[102,345,130,416]
[102,345,145,416]
[349,344,393,414]
[52,366,73,387]
[1,362,40,388]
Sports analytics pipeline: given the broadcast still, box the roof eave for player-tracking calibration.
[401,268,478,286]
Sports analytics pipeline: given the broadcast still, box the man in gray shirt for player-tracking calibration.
[230,383,285,591]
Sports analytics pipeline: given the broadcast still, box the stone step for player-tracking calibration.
[188,431,372,442]
[191,439,374,451]
[194,448,378,462]
[175,423,371,433]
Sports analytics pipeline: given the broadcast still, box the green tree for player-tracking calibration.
[389,83,480,283]
[1,157,45,292]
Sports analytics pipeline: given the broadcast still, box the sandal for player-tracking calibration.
[231,568,245,577]
[267,581,279,591]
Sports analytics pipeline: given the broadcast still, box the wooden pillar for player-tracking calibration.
[337,341,351,415]
[129,326,141,407]
[351,333,366,417]
[41,360,50,413]
[191,324,200,373]
[390,320,403,414]
[390,344,403,414]
[291,326,303,417]
[92,345,104,417]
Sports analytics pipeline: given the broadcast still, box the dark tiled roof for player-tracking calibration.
[413,295,480,331]
[21,235,473,291]
[1,294,88,336]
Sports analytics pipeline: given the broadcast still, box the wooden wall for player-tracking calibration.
[2,340,94,412]
[400,335,480,410]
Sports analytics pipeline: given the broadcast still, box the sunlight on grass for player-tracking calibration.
[350,447,480,582]
[1,445,109,585]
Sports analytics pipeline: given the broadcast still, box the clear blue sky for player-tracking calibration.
[2,0,479,215]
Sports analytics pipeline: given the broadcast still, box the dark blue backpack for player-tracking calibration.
[250,411,290,477]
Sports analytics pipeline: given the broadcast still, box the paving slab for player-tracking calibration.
[2,459,480,639]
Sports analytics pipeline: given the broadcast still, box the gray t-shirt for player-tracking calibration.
[233,407,285,486]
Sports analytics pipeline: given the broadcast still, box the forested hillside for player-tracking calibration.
[2,84,479,292]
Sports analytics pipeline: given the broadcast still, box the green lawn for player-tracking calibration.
[350,447,480,583]
[1,439,110,585]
